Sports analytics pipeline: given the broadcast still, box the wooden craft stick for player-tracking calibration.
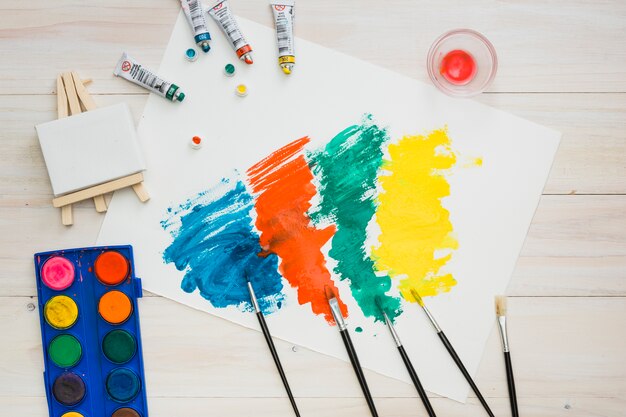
[62,72,82,116]
[61,205,73,226]
[52,173,144,208]
[57,75,69,119]
[131,182,150,202]
[69,72,108,209]
[71,72,97,111]
[93,194,108,212]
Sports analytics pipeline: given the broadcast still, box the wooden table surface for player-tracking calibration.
[1,1,625,416]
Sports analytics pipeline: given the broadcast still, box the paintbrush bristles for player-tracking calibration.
[409,288,425,307]
[495,296,507,317]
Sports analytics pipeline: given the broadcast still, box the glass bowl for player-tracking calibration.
[427,29,498,97]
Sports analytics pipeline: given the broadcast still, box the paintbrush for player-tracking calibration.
[325,286,379,417]
[410,289,495,417]
[376,297,437,417]
[496,295,519,417]
[246,276,301,417]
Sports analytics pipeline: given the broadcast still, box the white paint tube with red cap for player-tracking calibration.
[208,0,254,64]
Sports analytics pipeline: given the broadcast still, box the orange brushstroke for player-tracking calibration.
[247,137,348,323]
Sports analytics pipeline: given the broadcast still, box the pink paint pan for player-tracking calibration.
[41,256,75,291]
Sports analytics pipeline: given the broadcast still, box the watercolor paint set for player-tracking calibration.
[34,245,148,417]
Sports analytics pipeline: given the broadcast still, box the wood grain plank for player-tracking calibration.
[1,93,624,203]
[0,1,625,94]
[1,296,624,412]
[0,396,624,417]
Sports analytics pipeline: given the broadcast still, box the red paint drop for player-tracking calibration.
[192,136,202,145]
[440,49,477,85]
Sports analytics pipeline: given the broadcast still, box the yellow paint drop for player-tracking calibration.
[463,156,483,167]
[44,295,79,330]
[373,128,458,302]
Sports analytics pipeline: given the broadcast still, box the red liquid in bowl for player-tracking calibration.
[440,49,477,85]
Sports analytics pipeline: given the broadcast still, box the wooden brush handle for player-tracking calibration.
[504,351,519,417]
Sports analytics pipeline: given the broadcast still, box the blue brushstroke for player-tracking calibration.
[161,176,284,314]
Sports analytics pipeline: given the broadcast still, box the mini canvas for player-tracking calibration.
[36,103,145,196]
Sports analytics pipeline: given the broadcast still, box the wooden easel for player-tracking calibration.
[54,72,150,226]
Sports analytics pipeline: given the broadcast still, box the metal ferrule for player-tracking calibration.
[422,305,442,333]
[497,315,510,352]
[247,281,260,313]
[329,297,347,331]
[383,312,403,347]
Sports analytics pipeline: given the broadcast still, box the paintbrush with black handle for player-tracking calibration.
[376,297,437,417]
[410,289,495,417]
[246,276,301,417]
[325,286,379,417]
[496,295,519,417]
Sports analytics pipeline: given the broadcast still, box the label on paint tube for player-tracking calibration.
[180,0,211,50]
[114,52,185,102]
[271,0,295,64]
[208,0,252,62]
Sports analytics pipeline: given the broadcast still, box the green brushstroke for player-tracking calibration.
[309,115,402,322]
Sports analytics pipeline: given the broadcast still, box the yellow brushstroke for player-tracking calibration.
[373,128,458,302]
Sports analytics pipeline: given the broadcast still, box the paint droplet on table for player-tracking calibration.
[52,372,85,406]
[224,63,236,76]
[95,251,129,286]
[27,303,35,311]
[111,408,141,417]
[44,295,78,330]
[49,334,82,368]
[190,136,203,149]
[440,49,477,85]
[106,368,141,403]
[292,345,298,352]
[41,256,75,291]
[185,48,198,62]
[355,327,363,333]
[99,290,133,325]
[103,329,137,364]
[235,84,248,97]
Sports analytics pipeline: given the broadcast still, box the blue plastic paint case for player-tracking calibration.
[34,245,149,417]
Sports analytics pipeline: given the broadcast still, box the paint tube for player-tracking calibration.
[113,52,185,102]
[208,0,253,64]
[180,0,211,52]
[270,0,295,74]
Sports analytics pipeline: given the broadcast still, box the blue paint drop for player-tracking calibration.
[355,326,363,333]
[161,176,285,314]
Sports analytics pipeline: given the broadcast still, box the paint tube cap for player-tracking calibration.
[235,84,248,97]
[176,92,186,102]
[224,64,236,77]
[185,48,198,62]
[190,136,202,149]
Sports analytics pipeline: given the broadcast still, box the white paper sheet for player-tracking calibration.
[97,11,560,402]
